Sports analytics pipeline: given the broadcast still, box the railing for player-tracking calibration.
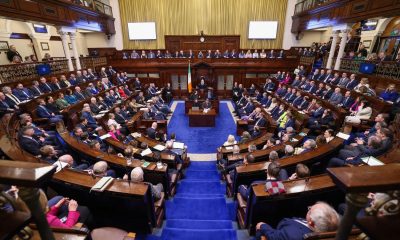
[340,59,400,79]
[61,0,113,16]
[294,0,333,15]
[0,57,107,84]
[299,55,315,66]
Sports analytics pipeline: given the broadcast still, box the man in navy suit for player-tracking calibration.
[308,101,324,124]
[345,74,358,90]
[320,69,333,83]
[146,122,158,139]
[18,126,44,156]
[39,77,53,93]
[13,83,33,101]
[338,91,354,109]
[255,202,339,240]
[316,69,326,81]
[36,98,63,123]
[292,92,303,107]
[30,80,43,96]
[263,79,275,92]
[305,81,317,93]
[310,69,320,80]
[81,105,98,129]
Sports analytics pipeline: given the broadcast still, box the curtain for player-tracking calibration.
[119,0,288,49]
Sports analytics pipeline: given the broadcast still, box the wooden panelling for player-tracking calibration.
[0,0,115,34]
[292,0,400,32]
[165,35,240,52]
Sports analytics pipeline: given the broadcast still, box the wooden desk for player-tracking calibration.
[188,109,217,127]
[185,100,219,114]
[0,160,56,187]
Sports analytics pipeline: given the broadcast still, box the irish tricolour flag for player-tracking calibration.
[188,61,192,93]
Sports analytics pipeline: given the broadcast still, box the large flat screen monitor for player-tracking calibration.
[128,22,157,40]
[248,21,278,39]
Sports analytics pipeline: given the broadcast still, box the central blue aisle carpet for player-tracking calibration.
[168,102,237,153]
[147,161,238,240]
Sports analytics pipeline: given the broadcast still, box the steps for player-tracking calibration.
[156,161,238,240]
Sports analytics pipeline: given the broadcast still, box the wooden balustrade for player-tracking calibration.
[0,57,107,85]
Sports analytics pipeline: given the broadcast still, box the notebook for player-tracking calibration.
[336,132,350,140]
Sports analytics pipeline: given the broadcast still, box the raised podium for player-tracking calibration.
[188,109,217,127]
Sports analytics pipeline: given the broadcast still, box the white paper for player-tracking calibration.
[336,132,350,140]
[100,133,111,140]
[94,114,105,119]
[141,148,153,156]
[140,108,148,111]
[53,161,68,173]
[99,110,108,114]
[361,156,384,166]
[173,142,185,149]
[131,132,142,138]
[225,146,233,150]
[153,144,166,151]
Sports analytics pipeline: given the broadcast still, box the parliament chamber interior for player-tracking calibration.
[1,0,400,239]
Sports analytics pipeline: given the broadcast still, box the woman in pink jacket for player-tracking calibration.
[46,197,80,228]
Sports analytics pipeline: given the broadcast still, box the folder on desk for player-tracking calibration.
[91,177,113,192]
[141,161,151,168]
[53,161,68,173]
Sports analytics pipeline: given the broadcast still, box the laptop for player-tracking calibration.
[192,106,200,111]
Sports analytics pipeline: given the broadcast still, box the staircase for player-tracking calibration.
[147,161,241,240]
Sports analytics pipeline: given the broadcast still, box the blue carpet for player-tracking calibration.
[151,161,238,240]
[168,102,237,153]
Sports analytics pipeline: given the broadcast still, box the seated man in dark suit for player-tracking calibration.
[36,98,63,123]
[255,202,339,240]
[202,98,212,110]
[13,83,33,101]
[19,125,44,156]
[74,86,88,101]
[81,105,98,129]
[30,80,43,96]
[146,122,158,139]
[308,109,335,134]
[338,91,354,109]
[0,92,16,115]
[39,77,53,93]
[328,135,382,167]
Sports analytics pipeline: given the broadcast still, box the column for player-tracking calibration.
[326,30,339,69]
[334,29,350,70]
[69,32,81,70]
[59,30,74,71]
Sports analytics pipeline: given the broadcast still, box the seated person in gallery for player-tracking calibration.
[202,98,212,110]
[197,78,208,90]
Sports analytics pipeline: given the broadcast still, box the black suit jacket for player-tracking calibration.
[19,136,42,156]
[146,127,156,139]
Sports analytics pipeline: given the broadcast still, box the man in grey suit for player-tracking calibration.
[328,88,343,105]
[337,73,349,87]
